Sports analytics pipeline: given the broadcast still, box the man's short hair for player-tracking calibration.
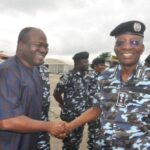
[17,27,36,44]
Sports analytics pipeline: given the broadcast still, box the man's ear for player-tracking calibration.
[18,41,24,51]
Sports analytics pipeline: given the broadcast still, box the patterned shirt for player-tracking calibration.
[97,63,150,149]
[37,65,50,150]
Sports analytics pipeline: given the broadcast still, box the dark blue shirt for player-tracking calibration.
[0,56,43,150]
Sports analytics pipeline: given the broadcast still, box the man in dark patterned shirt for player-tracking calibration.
[87,57,107,150]
[53,51,100,150]
[91,57,107,75]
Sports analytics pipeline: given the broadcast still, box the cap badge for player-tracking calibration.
[133,22,141,32]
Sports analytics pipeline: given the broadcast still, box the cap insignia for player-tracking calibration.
[133,22,141,32]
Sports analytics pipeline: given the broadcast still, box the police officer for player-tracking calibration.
[87,57,107,150]
[37,65,50,150]
[145,54,150,67]
[53,51,90,150]
[94,20,150,149]
[91,57,107,74]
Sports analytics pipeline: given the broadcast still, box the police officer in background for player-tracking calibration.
[94,20,150,149]
[86,57,107,150]
[37,65,50,150]
[53,51,89,150]
[91,57,107,75]
[145,54,150,67]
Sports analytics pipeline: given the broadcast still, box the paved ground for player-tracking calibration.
[49,74,88,150]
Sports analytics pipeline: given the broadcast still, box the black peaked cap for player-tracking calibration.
[110,20,145,37]
[72,51,89,61]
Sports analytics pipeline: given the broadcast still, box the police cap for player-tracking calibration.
[91,57,105,69]
[110,20,146,37]
[72,51,89,61]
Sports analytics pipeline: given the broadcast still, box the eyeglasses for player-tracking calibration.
[28,43,49,50]
[115,40,143,48]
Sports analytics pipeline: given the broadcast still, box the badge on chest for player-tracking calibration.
[116,92,127,107]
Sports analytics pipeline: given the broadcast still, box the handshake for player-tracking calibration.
[47,107,100,139]
[48,121,74,139]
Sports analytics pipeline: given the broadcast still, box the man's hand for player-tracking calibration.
[48,121,66,138]
[64,122,74,135]
[54,122,73,139]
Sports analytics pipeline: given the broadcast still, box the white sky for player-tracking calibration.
[0,0,149,64]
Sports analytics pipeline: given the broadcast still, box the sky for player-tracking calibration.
[0,0,150,64]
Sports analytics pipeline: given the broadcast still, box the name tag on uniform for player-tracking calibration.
[116,92,127,107]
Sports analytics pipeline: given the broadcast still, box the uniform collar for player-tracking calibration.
[115,62,143,81]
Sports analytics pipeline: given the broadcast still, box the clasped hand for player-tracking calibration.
[49,121,73,139]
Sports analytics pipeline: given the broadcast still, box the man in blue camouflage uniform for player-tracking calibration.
[87,57,107,150]
[94,20,150,150]
[53,51,100,150]
[37,65,50,150]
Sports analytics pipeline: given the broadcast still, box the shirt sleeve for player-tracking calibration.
[0,68,24,120]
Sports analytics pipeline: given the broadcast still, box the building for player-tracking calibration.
[0,52,72,74]
[44,58,73,74]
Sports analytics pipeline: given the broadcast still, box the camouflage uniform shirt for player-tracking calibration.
[37,65,50,150]
[97,63,150,150]
[54,70,99,120]
[54,70,100,150]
